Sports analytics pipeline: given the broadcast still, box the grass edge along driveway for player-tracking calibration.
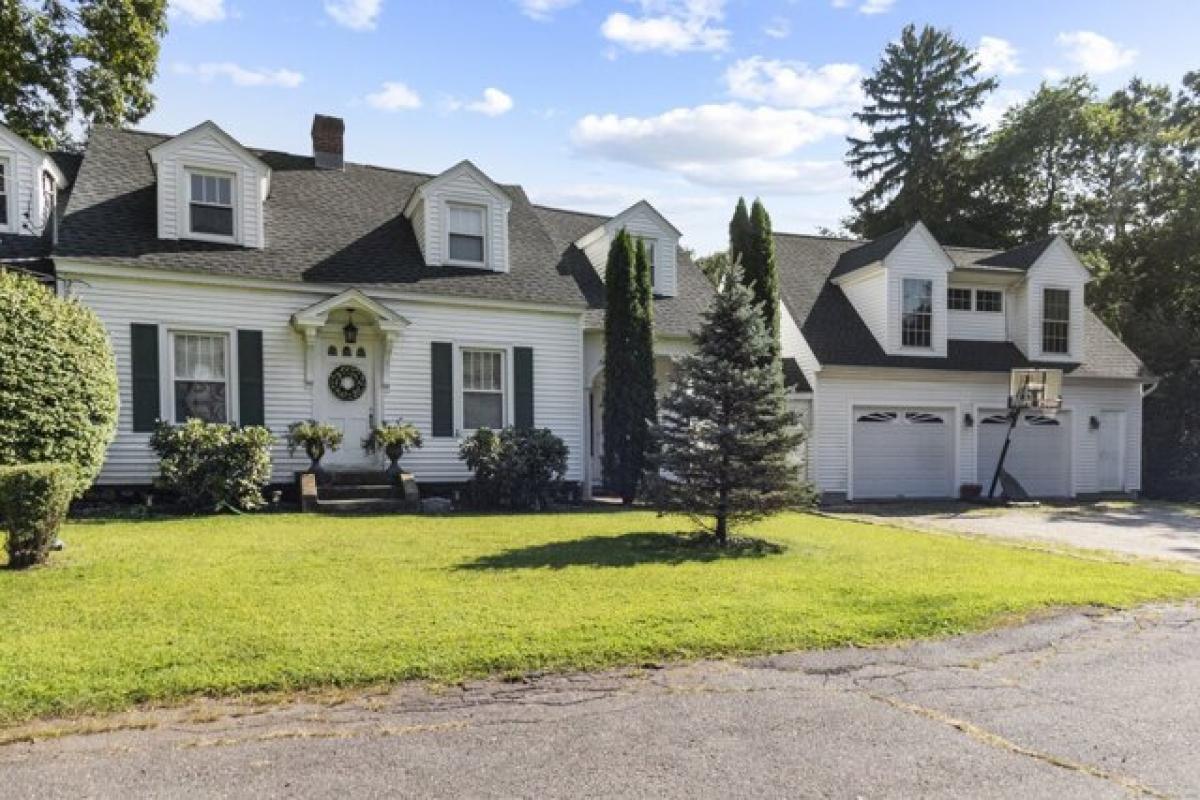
[2,510,1198,726]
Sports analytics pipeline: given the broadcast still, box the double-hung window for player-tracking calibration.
[462,349,504,429]
[1042,288,1070,354]
[901,278,933,348]
[172,332,230,423]
[633,236,657,287]
[188,170,234,238]
[447,204,486,265]
[0,158,9,229]
[947,287,972,311]
[975,289,1002,312]
[41,172,56,229]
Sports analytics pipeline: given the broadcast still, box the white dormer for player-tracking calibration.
[832,222,952,358]
[0,122,66,238]
[403,160,512,272]
[148,121,271,248]
[1010,237,1090,363]
[574,200,681,298]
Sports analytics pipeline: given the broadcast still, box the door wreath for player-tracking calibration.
[328,364,367,401]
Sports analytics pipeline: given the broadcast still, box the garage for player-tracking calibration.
[976,410,1072,497]
[851,407,955,499]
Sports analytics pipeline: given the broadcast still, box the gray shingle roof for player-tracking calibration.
[532,204,714,338]
[775,231,1149,381]
[827,222,916,280]
[56,127,600,308]
[975,235,1057,270]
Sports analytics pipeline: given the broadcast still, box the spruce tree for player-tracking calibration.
[648,265,812,544]
[742,199,782,354]
[603,230,656,504]
[846,24,996,241]
[728,198,752,271]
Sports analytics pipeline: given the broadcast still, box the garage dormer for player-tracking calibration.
[403,160,512,272]
[147,121,271,248]
[831,222,952,358]
[574,200,680,297]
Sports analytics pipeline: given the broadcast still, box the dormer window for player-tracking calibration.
[188,170,235,239]
[633,236,657,287]
[0,158,9,229]
[447,203,486,266]
[902,278,933,348]
[1042,288,1070,354]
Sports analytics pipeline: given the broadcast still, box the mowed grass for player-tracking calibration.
[2,510,1198,725]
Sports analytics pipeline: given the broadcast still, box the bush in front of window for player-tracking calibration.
[0,462,75,569]
[459,427,569,511]
[0,271,118,497]
[150,420,275,513]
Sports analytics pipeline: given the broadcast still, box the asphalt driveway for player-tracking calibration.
[834,501,1200,564]
[3,602,1199,798]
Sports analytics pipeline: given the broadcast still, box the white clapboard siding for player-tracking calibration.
[413,166,511,272]
[810,368,1142,497]
[840,269,888,349]
[1021,239,1089,363]
[579,203,679,297]
[947,287,1009,341]
[67,272,585,485]
[881,228,950,357]
[0,126,50,234]
[780,303,819,382]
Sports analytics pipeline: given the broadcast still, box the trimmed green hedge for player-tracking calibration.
[0,271,118,496]
[150,420,275,512]
[0,463,74,568]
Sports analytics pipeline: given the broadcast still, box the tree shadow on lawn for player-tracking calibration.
[457,531,785,571]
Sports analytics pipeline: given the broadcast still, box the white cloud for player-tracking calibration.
[325,0,382,31]
[832,0,894,14]
[173,62,304,88]
[763,17,790,39]
[1056,31,1136,74]
[517,0,578,20]
[366,81,422,111]
[170,0,226,23]
[974,88,1027,129]
[571,103,851,185]
[601,0,730,54]
[976,36,1021,75]
[450,88,515,117]
[724,57,863,110]
[673,159,856,192]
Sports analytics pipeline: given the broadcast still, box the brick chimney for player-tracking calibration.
[311,114,345,170]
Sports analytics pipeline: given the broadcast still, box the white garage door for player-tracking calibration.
[977,411,1071,497]
[852,407,955,499]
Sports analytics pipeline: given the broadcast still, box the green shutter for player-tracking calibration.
[514,346,534,429]
[130,323,160,432]
[237,330,265,427]
[431,342,454,437]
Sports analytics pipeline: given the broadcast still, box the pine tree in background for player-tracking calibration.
[846,24,996,243]
[742,199,782,354]
[602,230,656,504]
[728,198,752,271]
[647,265,812,544]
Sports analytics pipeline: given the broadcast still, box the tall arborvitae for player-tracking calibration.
[741,199,781,354]
[602,230,656,504]
[647,264,812,544]
[728,198,752,271]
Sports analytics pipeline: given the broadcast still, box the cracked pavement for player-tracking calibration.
[3,602,1199,798]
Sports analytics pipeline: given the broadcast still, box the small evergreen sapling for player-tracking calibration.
[648,265,813,543]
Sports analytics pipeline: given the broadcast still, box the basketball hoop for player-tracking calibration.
[1008,368,1063,417]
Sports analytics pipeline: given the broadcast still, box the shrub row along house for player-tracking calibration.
[0,117,1152,501]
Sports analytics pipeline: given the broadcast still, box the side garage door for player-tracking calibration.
[977,411,1071,497]
[851,407,955,499]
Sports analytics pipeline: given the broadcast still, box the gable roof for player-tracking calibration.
[775,230,1149,381]
[147,120,270,174]
[403,159,513,216]
[974,235,1057,270]
[827,222,916,280]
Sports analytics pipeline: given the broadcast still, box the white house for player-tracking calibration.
[0,117,1150,502]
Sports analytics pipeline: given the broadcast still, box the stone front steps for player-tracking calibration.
[297,469,419,514]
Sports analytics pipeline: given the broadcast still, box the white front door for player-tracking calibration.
[317,337,377,469]
[1097,410,1126,491]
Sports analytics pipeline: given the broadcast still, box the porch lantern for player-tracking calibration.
[343,310,358,344]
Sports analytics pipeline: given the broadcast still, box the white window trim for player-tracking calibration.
[184,166,239,244]
[454,343,513,435]
[900,277,935,350]
[974,288,1003,313]
[633,235,659,288]
[1040,285,1072,357]
[163,327,238,425]
[444,201,488,269]
[0,153,14,234]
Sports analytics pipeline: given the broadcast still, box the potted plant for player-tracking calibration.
[363,420,423,481]
[286,420,344,484]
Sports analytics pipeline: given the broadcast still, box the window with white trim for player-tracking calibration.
[172,332,230,423]
[948,287,972,311]
[902,278,933,348]
[1042,288,1070,354]
[462,348,504,429]
[188,170,234,238]
[975,289,1003,312]
[0,158,9,228]
[633,236,657,286]
[41,171,55,230]
[447,203,486,265]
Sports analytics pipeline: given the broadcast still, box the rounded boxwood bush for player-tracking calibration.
[0,271,118,496]
[0,462,75,568]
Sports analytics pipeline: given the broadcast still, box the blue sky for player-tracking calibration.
[150,0,1199,253]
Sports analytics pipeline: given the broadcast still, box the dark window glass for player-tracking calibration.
[0,161,7,226]
[1042,288,1070,353]
[976,289,1003,312]
[902,279,933,348]
[448,233,485,263]
[189,172,234,237]
[948,287,972,311]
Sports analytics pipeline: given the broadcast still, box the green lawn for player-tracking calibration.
[2,510,1198,725]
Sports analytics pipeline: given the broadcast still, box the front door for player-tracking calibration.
[1097,410,1126,492]
[317,337,377,469]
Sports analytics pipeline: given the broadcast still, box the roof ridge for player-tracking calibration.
[531,203,610,220]
[773,230,861,244]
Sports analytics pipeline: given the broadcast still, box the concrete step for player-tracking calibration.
[319,484,398,501]
[314,497,411,515]
[326,470,390,486]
